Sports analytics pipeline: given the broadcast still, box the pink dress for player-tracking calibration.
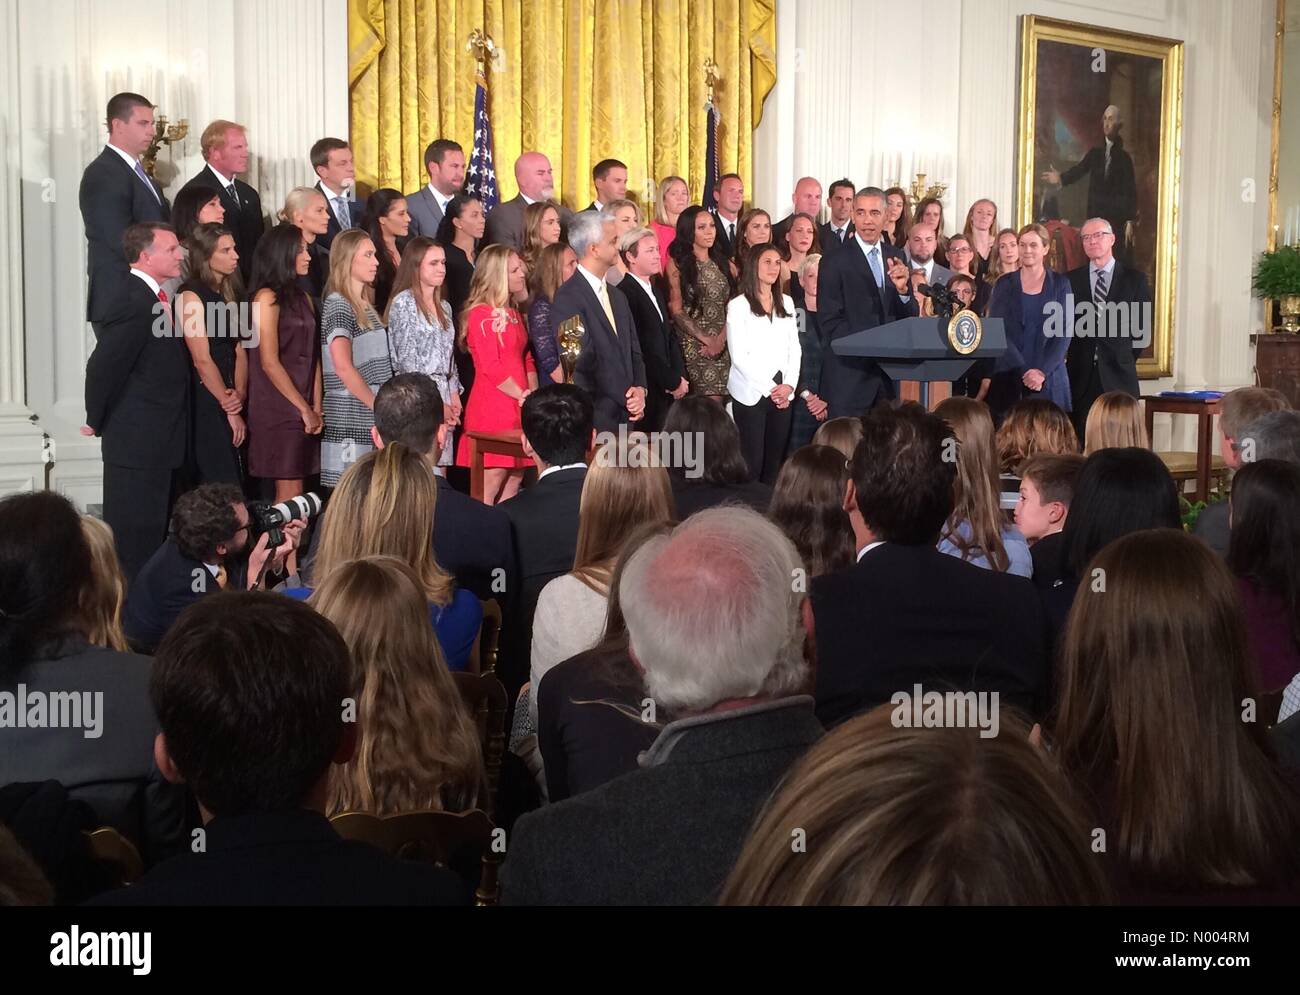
[455,305,535,469]
[653,221,676,272]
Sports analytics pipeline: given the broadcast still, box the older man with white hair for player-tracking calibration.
[502,506,822,906]
[1040,104,1137,261]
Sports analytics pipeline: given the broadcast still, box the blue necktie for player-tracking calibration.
[868,245,884,290]
[133,160,161,204]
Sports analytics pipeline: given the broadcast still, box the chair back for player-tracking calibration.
[84,827,143,888]
[469,598,503,674]
[453,670,508,818]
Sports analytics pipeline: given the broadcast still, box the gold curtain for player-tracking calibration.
[348,0,777,208]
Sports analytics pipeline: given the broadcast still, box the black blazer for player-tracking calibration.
[817,236,918,417]
[78,147,171,323]
[817,220,854,257]
[552,271,646,433]
[122,538,223,654]
[180,165,265,283]
[810,543,1052,728]
[615,276,684,429]
[85,275,191,470]
[314,181,360,250]
[433,475,514,602]
[712,210,740,258]
[1058,139,1138,236]
[671,476,772,520]
[87,809,467,906]
[1066,259,1150,398]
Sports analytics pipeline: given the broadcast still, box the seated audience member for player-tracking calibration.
[503,507,822,906]
[311,557,484,815]
[810,404,1050,729]
[934,398,1032,577]
[124,484,301,653]
[89,593,467,906]
[1041,447,1181,634]
[79,516,130,651]
[530,436,675,723]
[1054,529,1300,903]
[371,374,511,602]
[289,444,482,671]
[498,384,595,697]
[1014,453,1086,590]
[526,242,578,385]
[663,395,773,517]
[769,444,855,577]
[1082,391,1147,454]
[1227,460,1300,701]
[995,397,1079,506]
[0,492,186,865]
[537,523,668,803]
[812,415,865,460]
[720,707,1110,906]
[1192,387,1290,556]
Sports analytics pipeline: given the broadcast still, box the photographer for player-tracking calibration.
[123,483,304,653]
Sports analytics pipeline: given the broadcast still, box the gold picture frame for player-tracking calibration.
[1016,15,1184,378]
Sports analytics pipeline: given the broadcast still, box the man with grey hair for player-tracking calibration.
[502,506,822,905]
[1239,410,1300,465]
[551,211,647,432]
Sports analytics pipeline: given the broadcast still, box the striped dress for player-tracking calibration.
[320,292,393,487]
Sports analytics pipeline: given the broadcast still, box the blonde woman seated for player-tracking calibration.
[79,515,130,652]
[528,434,675,724]
[312,556,485,816]
[285,442,483,671]
[935,397,1032,577]
[1082,391,1148,455]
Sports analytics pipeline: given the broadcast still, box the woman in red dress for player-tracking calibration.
[455,245,537,503]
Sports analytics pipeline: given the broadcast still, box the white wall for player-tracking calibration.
[1,0,349,505]
[755,0,1278,450]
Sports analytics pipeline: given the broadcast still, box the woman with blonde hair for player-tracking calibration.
[935,397,1031,576]
[319,229,393,488]
[520,199,563,275]
[1082,391,1148,454]
[812,415,864,461]
[996,398,1080,473]
[453,244,536,502]
[604,197,642,284]
[278,185,331,297]
[961,198,999,279]
[528,434,675,722]
[78,516,130,652]
[313,555,484,816]
[288,442,482,670]
[651,175,690,271]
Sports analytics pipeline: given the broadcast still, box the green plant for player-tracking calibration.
[1252,245,1300,298]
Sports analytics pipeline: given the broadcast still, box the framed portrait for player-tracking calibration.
[1016,15,1184,377]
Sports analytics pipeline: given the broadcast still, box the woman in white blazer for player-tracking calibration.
[726,244,802,484]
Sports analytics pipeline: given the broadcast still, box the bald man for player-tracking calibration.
[772,176,823,248]
[1040,104,1136,261]
[482,150,575,250]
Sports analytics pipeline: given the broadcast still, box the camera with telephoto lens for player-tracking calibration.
[248,493,322,549]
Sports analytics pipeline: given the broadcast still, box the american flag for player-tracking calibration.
[702,100,720,211]
[464,75,499,213]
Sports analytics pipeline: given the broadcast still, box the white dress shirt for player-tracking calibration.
[130,268,163,299]
[107,143,142,171]
[539,462,586,481]
[725,294,801,407]
[628,273,664,323]
[906,254,936,285]
[427,183,452,216]
[828,222,850,242]
[856,541,886,562]
[576,264,605,298]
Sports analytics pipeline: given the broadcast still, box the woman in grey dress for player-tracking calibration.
[321,230,394,488]
[386,237,462,467]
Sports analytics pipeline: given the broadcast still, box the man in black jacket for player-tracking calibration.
[90,593,465,906]
[811,404,1051,728]
[179,120,264,283]
[818,178,856,255]
[84,222,189,581]
[78,92,171,336]
[614,227,687,431]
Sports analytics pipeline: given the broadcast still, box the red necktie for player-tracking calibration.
[158,290,168,305]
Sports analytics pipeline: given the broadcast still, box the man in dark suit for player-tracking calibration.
[502,506,822,905]
[581,158,628,213]
[1041,104,1138,261]
[498,385,594,697]
[772,176,824,248]
[371,374,513,601]
[89,593,466,906]
[818,188,918,418]
[84,222,190,581]
[710,172,745,258]
[482,151,573,250]
[818,177,856,255]
[811,404,1052,729]
[180,120,264,282]
[1066,217,1152,442]
[552,211,647,432]
[404,138,464,239]
[615,227,686,431]
[79,92,171,337]
[309,137,360,249]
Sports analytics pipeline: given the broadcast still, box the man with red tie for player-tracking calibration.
[85,222,191,580]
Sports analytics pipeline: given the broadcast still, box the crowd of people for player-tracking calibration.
[0,90,1298,906]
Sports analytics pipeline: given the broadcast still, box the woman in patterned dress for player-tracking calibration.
[320,230,394,489]
[387,237,462,468]
[666,205,735,402]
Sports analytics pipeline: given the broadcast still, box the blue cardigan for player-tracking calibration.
[988,269,1072,412]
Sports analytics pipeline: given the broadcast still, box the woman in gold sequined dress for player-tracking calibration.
[666,205,736,401]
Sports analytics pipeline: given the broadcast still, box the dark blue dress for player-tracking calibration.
[987,269,1072,422]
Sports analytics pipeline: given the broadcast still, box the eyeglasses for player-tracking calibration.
[1080,232,1113,242]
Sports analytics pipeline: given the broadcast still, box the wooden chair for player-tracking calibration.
[331,809,501,906]
[84,827,143,888]
[453,670,508,819]
[468,598,503,675]
[1158,450,1230,498]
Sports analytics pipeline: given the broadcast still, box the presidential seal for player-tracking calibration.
[947,309,983,356]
